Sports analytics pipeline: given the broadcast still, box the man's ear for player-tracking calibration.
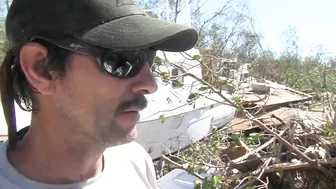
[19,42,53,95]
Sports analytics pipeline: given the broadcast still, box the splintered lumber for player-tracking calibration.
[229,107,296,132]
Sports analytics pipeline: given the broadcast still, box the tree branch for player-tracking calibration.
[198,0,232,37]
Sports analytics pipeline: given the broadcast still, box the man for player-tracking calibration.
[0,0,198,188]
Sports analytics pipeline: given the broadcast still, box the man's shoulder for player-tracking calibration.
[0,141,25,189]
[103,141,154,174]
[103,142,158,189]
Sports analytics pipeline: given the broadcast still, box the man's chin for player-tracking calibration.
[115,115,139,136]
[126,126,137,140]
[115,125,137,143]
[105,129,137,147]
[104,119,138,147]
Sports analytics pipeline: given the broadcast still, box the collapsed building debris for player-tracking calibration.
[156,82,336,189]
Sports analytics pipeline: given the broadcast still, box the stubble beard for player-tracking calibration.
[95,116,137,147]
[55,96,136,149]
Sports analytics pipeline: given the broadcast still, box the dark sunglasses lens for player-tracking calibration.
[103,50,146,78]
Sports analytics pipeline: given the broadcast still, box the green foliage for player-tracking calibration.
[250,53,336,94]
[324,124,336,136]
[199,85,211,91]
[194,175,223,189]
[187,92,200,104]
[159,72,170,82]
[159,114,166,123]
[246,132,261,145]
[193,55,202,61]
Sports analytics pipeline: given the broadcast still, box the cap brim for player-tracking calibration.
[73,15,198,52]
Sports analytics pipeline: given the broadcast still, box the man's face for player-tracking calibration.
[51,51,158,146]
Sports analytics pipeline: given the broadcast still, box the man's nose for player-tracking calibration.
[130,64,158,95]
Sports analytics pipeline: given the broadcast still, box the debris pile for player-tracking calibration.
[157,106,336,189]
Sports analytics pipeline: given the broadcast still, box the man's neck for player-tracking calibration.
[7,120,105,184]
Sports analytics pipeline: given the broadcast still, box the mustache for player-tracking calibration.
[115,95,148,116]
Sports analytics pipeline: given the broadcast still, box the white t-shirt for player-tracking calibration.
[0,141,158,189]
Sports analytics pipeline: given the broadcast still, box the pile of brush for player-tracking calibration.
[157,106,336,189]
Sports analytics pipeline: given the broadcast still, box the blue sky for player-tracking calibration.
[200,0,336,58]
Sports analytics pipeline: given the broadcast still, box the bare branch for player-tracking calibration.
[173,0,180,23]
[162,52,238,108]
[198,0,232,36]
[191,0,210,15]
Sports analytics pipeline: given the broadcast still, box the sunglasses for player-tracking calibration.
[29,36,157,78]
